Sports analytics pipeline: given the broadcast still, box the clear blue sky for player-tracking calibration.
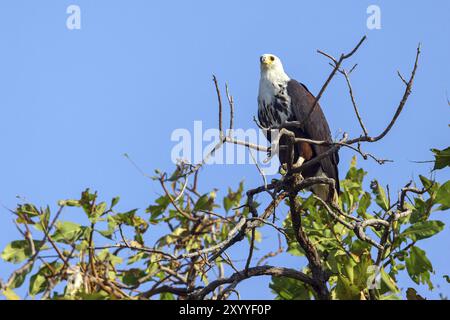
[0,0,448,299]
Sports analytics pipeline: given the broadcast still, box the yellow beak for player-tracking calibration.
[260,55,272,66]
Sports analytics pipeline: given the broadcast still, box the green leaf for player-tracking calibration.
[410,198,431,223]
[380,268,399,293]
[29,274,47,296]
[29,262,61,296]
[436,181,450,208]
[127,251,146,265]
[194,193,212,212]
[114,209,139,225]
[146,196,170,223]
[431,147,450,171]
[370,180,389,211]
[94,202,108,217]
[166,166,184,182]
[113,209,148,238]
[51,221,84,244]
[111,196,120,208]
[401,220,445,241]
[9,263,33,289]
[419,175,435,191]
[357,192,371,218]
[334,276,361,300]
[160,292,175,300]
[98,215,118,240]
[223,181,244,213]
[121,268,147,286]
[345,157,367,184]
[79,188,97,217]
[270,276,312,300]
[77,290,110,300]
[379,293,401,300]
[16,203,40,218]
[2,288,20,300]
[97,249,122,265]
[1,240,45,264]
[405,246,433,289]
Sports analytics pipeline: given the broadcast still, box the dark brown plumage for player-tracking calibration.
[285,80,340,194]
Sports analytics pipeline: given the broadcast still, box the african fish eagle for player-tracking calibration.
[257,54,340,202]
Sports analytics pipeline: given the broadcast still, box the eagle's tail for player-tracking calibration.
[312,183,339,204]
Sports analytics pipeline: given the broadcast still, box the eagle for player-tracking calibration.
[257,54,340,202]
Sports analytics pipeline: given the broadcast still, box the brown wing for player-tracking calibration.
[287,79,340,193]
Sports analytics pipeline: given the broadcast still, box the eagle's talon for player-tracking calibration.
[292,156,306,169]
[279,164,287,174]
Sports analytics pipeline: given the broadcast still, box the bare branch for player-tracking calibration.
[339,68,369,136]
[188,265,315,300]
[303,36,367,126]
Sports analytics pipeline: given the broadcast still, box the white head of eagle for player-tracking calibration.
[257,53,341,202]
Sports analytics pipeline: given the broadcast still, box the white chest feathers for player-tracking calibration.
[258,72,292,128]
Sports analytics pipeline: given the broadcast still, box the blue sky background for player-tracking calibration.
[0,0,449,299]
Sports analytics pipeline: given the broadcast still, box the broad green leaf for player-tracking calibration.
[29,262,61,296]
[270,276,312,300]
[405,246,433,289]
[357,192,371,218]
[410,197,430,223]
[194,193,215,212]
[350,239,371,256]
[419,175,435,191]
[401,220,445,241]
[146,196,170,223]
[29,273,47,296]
[121,268,147,286]
[380,268,399,293]
[51,221,84,244]
[431,147,450,171]
[113,209,148,236]
[97,249,123,265]
[127,252,146,265]
[334,276,361,300]
[98,215,118,239]
[9,263,33,289]
[436,181,450,208]
[370,180,389,211]
[1,240,45,264]
[345,157,366,184]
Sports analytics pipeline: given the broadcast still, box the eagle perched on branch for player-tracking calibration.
[257,54,340,202]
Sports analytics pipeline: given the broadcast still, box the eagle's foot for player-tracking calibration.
[279,157,305,173]
[279,164,287,175]
[292,157,306,170]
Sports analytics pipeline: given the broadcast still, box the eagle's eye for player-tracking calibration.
[270,56,275,61]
